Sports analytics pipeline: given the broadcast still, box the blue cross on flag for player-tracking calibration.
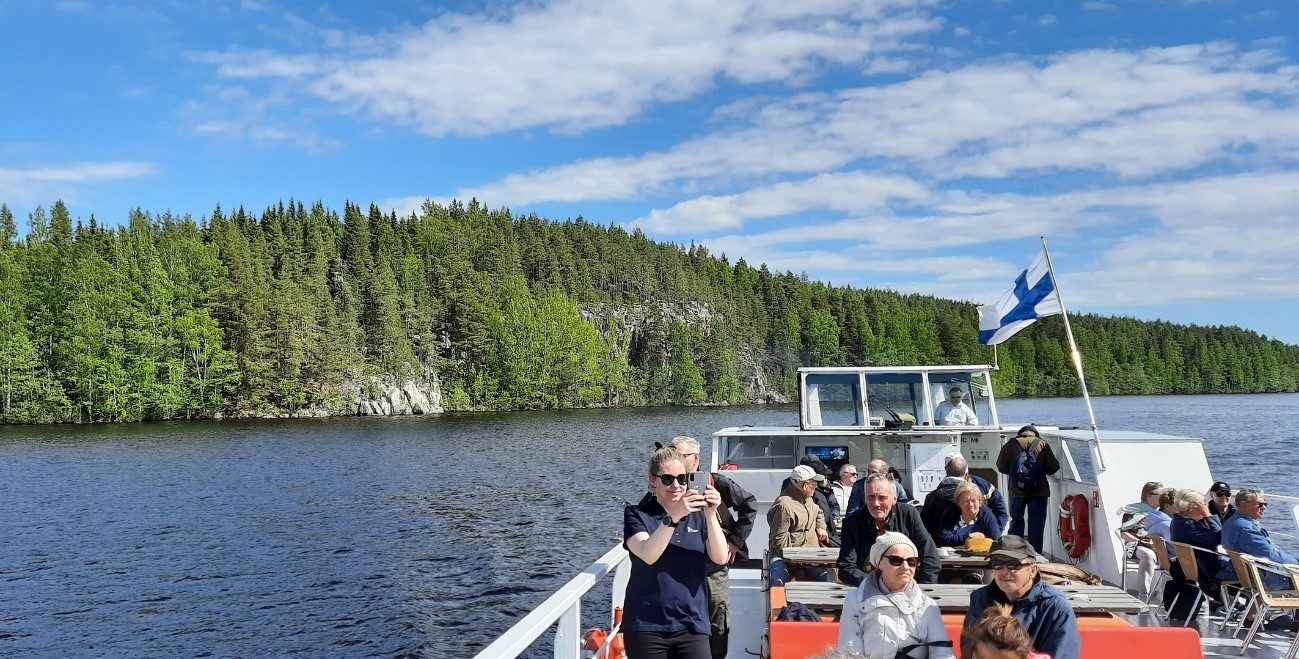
[977,250,1063,345]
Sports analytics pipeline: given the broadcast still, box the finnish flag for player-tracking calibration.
[978,250,1063,345]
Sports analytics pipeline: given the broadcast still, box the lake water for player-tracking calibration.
[2,393,1297,657]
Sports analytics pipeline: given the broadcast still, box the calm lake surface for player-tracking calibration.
[2,393,1297,657]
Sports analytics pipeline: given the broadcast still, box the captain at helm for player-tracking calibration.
[934,386,979,426]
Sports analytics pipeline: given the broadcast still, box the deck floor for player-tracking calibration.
[726,569,1299,658]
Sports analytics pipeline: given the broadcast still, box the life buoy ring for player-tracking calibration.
[1058,494,1092,559]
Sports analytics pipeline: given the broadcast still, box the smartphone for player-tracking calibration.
[687,471,708,494]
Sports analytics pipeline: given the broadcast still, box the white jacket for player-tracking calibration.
[837,571,954,659]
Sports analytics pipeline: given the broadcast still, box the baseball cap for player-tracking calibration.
[790,465,825,483]
[1210,481,1231,495]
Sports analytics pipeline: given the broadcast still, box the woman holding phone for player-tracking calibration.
[623,446,729,659]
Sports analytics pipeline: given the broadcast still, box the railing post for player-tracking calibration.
[554,601,580,659]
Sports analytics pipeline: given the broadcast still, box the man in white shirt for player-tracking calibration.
[934,387,979,426]
[829,464,857,531]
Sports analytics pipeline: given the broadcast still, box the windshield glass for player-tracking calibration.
[928,371,992,426]
[863,372,922,426]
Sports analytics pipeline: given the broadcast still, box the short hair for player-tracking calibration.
[649,447,684,475]
[863,471,897,494]
[949,386,963,393]
[867,459,890,473]
[954,481,983,503]
[1141,481,1164,498]
[1159,488,1178,509]
[1175,489,1206,513]
[944,453,969,477]
[1236,487,1264,506]
[969,603,1033,654]
[668,436,701,452]
[838,463,857,476]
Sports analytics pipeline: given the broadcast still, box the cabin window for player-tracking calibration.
[721,435,797,469]
[863,372,923,425]
[803,373,863,427]
[927,371,993,426]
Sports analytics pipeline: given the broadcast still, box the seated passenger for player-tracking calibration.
[1208,481,1236,523]
[780,456,841,543]
[937,482,1003,547]
[1144,488,1177,540]
[767,465,830,584]
[1220,487,1299,591]
[838,473,941,585]
[837,532,954,658]
[967,604,1051,659]
[934,386,979,426]
[921,453,1008,539]
[847,458,910,514]
[1116,481,1165,599]
[1166,490,1228,618]
[961,536,1080,659]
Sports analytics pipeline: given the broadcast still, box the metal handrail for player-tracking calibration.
[473,543,630,659]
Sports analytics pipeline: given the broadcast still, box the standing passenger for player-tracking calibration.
[995,426,1059,553]
[623,447,729,659]
[665,436,758,659]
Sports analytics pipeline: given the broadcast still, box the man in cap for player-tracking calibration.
[837,472,940,585]
[1208,481,1236,522]
[934,386,979,426]
[664,436,757,659]
[962,536,1081,659]
[767,464,831,585]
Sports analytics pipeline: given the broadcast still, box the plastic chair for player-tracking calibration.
[1170,541,1207,626]
[1117,528,1142,593]
[1237,555,1299,656]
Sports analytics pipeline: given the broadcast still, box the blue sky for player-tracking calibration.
[3,0,1299,344]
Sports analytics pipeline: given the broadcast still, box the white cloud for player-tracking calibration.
[442,42,1299,210]
[205,0,941,136]
[0,161,156,207]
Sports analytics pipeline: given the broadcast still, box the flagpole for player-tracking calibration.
[1039,237,1105,470]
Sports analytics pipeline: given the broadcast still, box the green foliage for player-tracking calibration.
[1,197,1297,423]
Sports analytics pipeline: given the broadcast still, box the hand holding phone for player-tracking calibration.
[687,471,708,494]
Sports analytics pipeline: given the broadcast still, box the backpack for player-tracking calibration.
[1012,439,1046,492]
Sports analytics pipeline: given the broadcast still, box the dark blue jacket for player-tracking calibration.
[937,504,1002,547]
[1170,513,1228,593]
[963,577,1080,659]
[920,474,1008,540]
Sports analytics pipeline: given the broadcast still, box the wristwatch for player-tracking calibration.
[660,515,679,528]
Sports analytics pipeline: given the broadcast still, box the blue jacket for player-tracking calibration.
[920,474,1009,540]
[1170,513,1227,593]
[937,504,1002,547]
[963,577,1080,659]
[1220,511,1299,589]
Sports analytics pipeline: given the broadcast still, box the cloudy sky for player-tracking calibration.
[3,0,1298,343]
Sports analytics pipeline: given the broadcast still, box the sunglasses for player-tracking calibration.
[882,555,920,568]
[988,561,1029,572]
[1255,501,1269,508]
[655,474,688,486]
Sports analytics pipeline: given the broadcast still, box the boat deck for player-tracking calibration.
[726,568,1299,658]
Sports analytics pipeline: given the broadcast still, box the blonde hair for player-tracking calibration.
[955,481,983,504]
[1175,489,1206,513]
[649,447,684,475]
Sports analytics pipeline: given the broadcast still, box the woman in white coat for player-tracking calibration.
[837,532,954,659]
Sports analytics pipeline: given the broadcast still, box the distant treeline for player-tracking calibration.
[1,199,1296,424]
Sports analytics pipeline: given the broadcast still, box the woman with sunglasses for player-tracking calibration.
[623,447,728,659]
[838,532,954,658]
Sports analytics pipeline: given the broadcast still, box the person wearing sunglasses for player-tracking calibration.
[623,447,729,659]
[1207,480,1236,522]
[1221,487,1299,591]
[962,536,1080,659]
[838,532,954,658]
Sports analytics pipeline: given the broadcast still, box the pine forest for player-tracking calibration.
[1,199,1297,424]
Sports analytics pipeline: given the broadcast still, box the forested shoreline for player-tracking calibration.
[1,199,1297,424]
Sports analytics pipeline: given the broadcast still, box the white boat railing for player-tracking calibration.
[473,544,630,659]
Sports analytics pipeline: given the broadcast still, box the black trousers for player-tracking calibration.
[624,630,712,659]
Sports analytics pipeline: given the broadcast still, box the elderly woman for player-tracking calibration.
[623,447,729,659]
[938,482,1003,547]
[1166,489,1229,619]
[838,532,954,659]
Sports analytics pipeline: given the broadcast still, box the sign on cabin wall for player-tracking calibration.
[908,439,960,502]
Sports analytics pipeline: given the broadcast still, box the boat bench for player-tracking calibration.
[767,586,1203,658]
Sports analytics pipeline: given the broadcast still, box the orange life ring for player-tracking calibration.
[1058,493,1092,559]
